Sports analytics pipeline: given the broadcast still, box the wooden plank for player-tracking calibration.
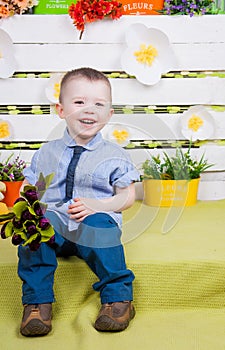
[1,77,225,105]
[107,112,225,140]
[12,42,225,71]
[1,110,225,141]
[0,115,64,140]
[1,15,225,44]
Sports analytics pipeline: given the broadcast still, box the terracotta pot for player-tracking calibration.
[143,178,200,207]
[2,181,23,208]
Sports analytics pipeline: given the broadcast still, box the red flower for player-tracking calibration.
[68,0,123,39]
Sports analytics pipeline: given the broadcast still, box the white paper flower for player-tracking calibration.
[106,124,131,147]
[121,23,176,86]
[45,73,64,104]
[180,105,215,141]
[0,29,17,79]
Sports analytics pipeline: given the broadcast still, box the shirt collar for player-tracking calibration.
[63,128,104,151]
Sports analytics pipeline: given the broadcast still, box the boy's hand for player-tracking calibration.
[68,197,96,222]
[67,183,136,222]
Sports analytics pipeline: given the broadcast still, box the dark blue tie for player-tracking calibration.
[56,145,84,207]
[65,146,84,201]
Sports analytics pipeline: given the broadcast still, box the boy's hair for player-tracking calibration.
[59,67,112,103]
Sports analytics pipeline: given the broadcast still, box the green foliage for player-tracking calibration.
[142,147,213,180]
[0,153,26,181]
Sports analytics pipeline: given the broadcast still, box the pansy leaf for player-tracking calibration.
[4,221,14,238]
[27,206,37,216]
[32,200,48,212]
[38,226,55,242]
[13,230,27,241]
[44,173,55,188]
[35,172,55,199]
[23,233,39,246]
[12,201,28,218]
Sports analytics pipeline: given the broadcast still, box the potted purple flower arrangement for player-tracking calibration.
[0,153,27,207]
[162,0,215,16]
[0,172,55,251]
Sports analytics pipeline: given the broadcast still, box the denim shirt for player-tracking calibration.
[23,129,140,242]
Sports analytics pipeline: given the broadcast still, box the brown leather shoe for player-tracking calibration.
[20,303,52,337]
[94,301,135,332]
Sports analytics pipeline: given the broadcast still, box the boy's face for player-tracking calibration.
[56,77,113,145]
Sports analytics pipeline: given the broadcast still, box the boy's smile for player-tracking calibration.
[56,77,113,145]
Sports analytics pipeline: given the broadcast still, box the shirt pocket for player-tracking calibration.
[85,173,112,196]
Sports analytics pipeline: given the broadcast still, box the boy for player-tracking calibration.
[19,67,140,336]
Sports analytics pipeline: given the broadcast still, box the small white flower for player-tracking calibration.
[121,23,176,85]
[0,29,17,79]
[45,73,64,104]
[106,124,131,147]
[180,105,215,141]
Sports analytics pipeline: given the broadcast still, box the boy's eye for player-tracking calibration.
[95,102,104,108]
[74,100,84,105]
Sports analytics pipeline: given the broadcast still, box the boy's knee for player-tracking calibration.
[82,213,118,229]
[76,213,122,248]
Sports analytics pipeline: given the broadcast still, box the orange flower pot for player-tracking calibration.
[2,181,23,208]
[143,178,200,207]
[121,0,164,15]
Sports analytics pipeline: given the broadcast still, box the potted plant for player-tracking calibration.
[141,146,213,207]
[0,0,38,19]
[161,0,215,16]
[0,153,26,207]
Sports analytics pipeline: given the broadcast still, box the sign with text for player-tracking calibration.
[121,0,164,15]
[34,0,75,14]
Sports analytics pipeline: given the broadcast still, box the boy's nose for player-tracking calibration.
[83,105,95,113]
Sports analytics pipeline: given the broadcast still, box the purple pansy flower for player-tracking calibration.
[29,237,41,251]
[12,234,23,246]
[21,209,35,221]
[23,189,39,204]
[24,221,37,236]
[38,217,50,230]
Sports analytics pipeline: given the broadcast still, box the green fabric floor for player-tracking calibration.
[1,200,225,350]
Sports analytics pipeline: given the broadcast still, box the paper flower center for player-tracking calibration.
[54,83,60,100]
[0,51,3,59]
[0,121,10,138]
[134,44,158,66]
[113,129,129,143]
[188,114,204,132]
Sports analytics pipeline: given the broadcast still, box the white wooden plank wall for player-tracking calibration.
[0,14,225,200]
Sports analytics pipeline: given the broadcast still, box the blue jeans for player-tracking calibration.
[18,213,135,305]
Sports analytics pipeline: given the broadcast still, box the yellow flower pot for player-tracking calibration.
[143,178,200,207]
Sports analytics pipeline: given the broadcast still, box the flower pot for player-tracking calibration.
[2,181,23,208]
[143,178,200,207]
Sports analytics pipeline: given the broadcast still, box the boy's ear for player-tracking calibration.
[109,107,114,119]
[56,103,64,119]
